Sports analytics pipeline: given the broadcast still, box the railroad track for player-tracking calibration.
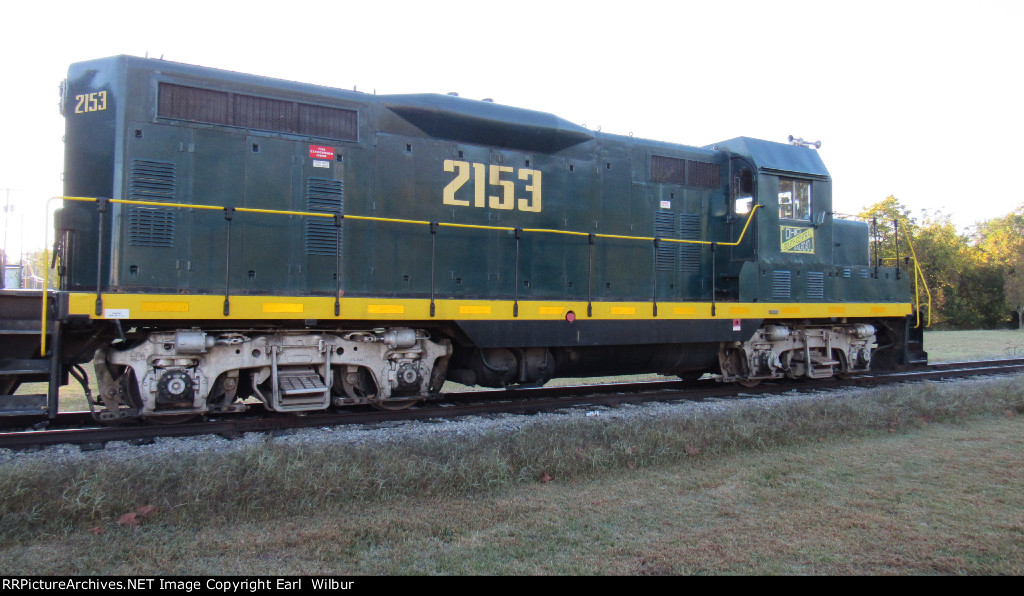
[3,358,1023,452]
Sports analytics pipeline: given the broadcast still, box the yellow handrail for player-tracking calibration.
[41,196,763,351]
[56,196,760,246]
[845,212,932,329]
[898,221,932,328]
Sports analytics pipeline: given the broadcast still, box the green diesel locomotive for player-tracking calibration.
[0,55,927,420]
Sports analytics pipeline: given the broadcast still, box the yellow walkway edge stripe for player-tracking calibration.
[67,293,913,321]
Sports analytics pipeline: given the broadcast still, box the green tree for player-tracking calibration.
[21,249,59,289]
[859,195,918,266]
[974,206,1024,329]
[860,197,1008,329]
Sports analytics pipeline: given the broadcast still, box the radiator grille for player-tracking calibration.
[651,155,686,184]
[304,178,344,256]
[650,155,720,189]
[127,160,176,247]
[157,84,229,124]
[158,83,357,142]
[297,103,357,140]
[687,160,721,189]
[234,94,293,131]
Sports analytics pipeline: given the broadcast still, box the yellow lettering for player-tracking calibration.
[518,169,542,212]
[489,165,515,210]
[443,161,543,213]
[73,90,109,114]
[443,160,470,206]
[473,162,486,208]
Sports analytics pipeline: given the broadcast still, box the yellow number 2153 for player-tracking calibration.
[74,91,108,114]
[443,160,542,213]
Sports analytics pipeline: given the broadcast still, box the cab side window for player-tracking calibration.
[733,168,754,215]
[778,178,811,220]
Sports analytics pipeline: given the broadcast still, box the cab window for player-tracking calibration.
[778,178,811,220]
[733,168,754,215]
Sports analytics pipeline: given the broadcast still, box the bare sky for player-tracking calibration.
[2,0,1021,256]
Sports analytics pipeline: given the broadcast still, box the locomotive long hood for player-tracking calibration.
[383,93,594,154]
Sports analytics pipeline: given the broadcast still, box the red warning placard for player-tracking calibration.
[309,145,334,159]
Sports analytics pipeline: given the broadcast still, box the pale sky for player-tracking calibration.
[1,0,1021,258]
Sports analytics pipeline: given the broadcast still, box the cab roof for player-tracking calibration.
[711,137,830,180]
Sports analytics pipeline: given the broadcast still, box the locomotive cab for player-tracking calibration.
[709,137,920,381]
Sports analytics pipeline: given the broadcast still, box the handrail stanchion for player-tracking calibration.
[651,238,659,317]
[223,207,234,316]
[94,198,109,316]
[513,228,521,318]
[334,213,343,317]
[587,234,595,318]
[429,223,437,318]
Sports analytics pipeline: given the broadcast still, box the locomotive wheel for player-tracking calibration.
[371,398,421,411]
[737,378,762,388]
[145,413,198,425]
[340,368,377,402]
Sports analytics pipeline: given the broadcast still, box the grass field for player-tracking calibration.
[924,329,1024,361]
[2,329,1024,574]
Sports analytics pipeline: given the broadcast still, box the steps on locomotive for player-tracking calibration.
[906,319,928,365]
[0,290,53,416]
[273,368,330,410]
[807,353,842,378]
[906,340,929,365]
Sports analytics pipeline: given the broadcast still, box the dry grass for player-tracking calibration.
[2,412,1021,575]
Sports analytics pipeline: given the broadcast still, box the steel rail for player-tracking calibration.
[3,358,1024,451]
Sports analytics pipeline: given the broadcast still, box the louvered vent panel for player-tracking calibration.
[772,270,792,299]
[127,207,175,248]
[678,214,702,273]
[305,178,344,256]
[843,268,852,278]
[860,269,870,278]
[654,211,676,271]
[128,160,176,247]
[807,271,825,299]
[129,160,176,200]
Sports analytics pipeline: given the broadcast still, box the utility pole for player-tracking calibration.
[2,189,22,289]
